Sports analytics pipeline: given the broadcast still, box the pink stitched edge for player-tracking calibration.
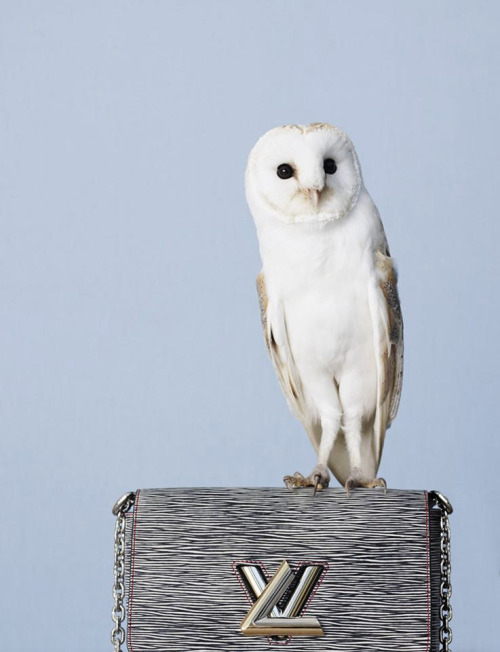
[127,489,141,652]
[231,559,329,647]
[424,491,431,652]
[269,635,291,646]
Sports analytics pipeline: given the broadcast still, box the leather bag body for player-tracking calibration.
[121,487,443,652]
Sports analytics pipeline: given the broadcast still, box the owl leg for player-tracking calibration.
[284,411,341,494]
[343,411,386,495]
[313,414,342,492]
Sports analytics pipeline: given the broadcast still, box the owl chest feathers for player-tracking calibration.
[257,193,380,374]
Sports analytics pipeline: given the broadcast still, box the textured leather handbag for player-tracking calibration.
[110,488,453,652]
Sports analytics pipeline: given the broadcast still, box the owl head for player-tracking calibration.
[246,123,363,225]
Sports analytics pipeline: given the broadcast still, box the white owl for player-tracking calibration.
[246,123,403,494]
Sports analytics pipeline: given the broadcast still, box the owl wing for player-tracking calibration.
[368,248,404,464]
[256,272,308,425]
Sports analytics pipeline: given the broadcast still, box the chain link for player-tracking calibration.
[111,511,127,652]
[111,492,135,652]
[438,506,453,652]
[430,490,453,652]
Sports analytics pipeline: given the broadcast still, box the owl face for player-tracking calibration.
[246,123,363,225]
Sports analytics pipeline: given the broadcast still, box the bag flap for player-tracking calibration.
[125,487,436,652]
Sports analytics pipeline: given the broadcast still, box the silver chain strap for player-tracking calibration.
[111,492,136,652]
[430,490,453,652]
[438,505,453,651]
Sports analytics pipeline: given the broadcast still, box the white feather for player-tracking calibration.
[248,124,403,487]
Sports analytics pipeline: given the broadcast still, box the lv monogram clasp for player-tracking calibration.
[233,559,327,638]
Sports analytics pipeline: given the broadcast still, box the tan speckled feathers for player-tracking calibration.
[375,249,404,426]
[256,272,307,424]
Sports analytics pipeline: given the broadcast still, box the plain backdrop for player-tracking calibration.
[1,2,498,650]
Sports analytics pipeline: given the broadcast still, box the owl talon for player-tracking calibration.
[313,475,321,497]
[376,477,388,495]
[283,465,330,494]
[345,468,388,495]
[283,471,308,491]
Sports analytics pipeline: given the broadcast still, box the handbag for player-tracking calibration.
[110,488,453,652]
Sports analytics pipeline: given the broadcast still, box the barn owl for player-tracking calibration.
[246,123,403,494]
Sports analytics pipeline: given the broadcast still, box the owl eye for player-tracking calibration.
[323,158,337,174]
[276,163,294,179]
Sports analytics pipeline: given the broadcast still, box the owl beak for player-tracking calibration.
[301,186,323,210]
[310,189,321,210]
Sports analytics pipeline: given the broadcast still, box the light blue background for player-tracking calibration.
[1,2,498,650]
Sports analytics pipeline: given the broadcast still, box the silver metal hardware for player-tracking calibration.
[111,492,135,652]
[112,491,136,517]
[430,490,453,652]
[429,490,453,515]
[239,565,281,617]
[239,560,324,637]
